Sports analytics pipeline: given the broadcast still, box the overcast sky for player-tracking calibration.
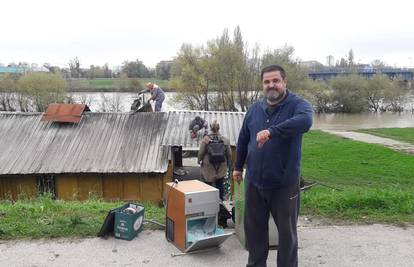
[1,0,414,69]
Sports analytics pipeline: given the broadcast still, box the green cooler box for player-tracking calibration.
[114,203,145,241]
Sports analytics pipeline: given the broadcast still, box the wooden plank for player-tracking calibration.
[0,178,4,199]
[77,175,102,200]
[56,175,78,200]
[123,175,140,201]
[102,175,123,200]
[16,176,37,198]
[1,177,17,199]
[140,174,163,203]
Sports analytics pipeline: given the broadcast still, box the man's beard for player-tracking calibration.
[266,88,285,103]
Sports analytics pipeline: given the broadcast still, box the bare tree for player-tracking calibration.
[16,72,66,112]
[0,74,17,111]
[68,57,81,78]
[98,93,123,112]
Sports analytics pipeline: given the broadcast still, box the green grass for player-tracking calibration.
[138,78,169,88]
[1,130,413,240]
[0,194,165,240]
[87,78,115,87]
[357,127,414,145]
[300,130,414,224]
[301,187,413,224]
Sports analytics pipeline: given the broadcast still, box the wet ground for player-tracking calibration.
[1,218,413,267]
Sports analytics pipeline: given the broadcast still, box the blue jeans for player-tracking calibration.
[154,98,164,111]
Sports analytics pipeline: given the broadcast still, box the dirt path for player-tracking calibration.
[323,130,414,154]
[1,220,413,267]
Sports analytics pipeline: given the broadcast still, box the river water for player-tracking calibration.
[0,91,410,131]
[312,113,414,130]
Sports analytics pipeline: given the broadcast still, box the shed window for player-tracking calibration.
[37,175,56,198]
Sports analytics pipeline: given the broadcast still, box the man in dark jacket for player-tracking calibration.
[233,64,313,267]
[189,116,209,139]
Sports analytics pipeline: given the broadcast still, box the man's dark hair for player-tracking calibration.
[261,64,286,80]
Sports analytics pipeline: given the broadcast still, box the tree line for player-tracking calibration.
[50,57,172,80]
[0,72,147,112]
[5,57,172,81]
[0,73,65,112]
[1,26,413,113]
[169,26,413,113]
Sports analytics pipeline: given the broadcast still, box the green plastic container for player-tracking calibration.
[114,203,145,241]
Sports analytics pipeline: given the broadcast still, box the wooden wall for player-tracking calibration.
[0,163,174,203]
[0,175,37,199]
[56,163,174,203]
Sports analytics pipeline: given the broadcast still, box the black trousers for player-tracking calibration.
[244,180,299,267]
[206,177,225,200]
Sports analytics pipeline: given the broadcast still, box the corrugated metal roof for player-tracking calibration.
[41,104,90,123]
[162,110,245,149]
[0,112,169,175]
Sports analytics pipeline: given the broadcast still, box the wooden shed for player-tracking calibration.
[0,107,172,203]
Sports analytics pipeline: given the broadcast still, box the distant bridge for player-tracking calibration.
[308,68,414,81]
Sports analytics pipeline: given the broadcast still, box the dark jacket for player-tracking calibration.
[189,117,207,131]
[235,91,313,189]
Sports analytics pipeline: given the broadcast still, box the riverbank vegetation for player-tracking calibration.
[0,72,66,112]
[170,27,413,113]
[0,73,169,112]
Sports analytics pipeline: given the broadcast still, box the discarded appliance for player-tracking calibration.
[97,203,145,241]
[130,95,153,113]
[165,180,232,253]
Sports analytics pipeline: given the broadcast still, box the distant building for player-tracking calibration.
[0,65,49,75]
[30,66,50,72]
[0,66,25,74]
[326,55,334,67]
[299,60,324,70]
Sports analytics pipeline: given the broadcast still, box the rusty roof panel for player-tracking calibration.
[0,112,169,174]
[162,110,245,149]
[41,104,90,123]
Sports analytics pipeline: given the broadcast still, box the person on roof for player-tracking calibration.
[140,82,165,111]
[188,116,209,139]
